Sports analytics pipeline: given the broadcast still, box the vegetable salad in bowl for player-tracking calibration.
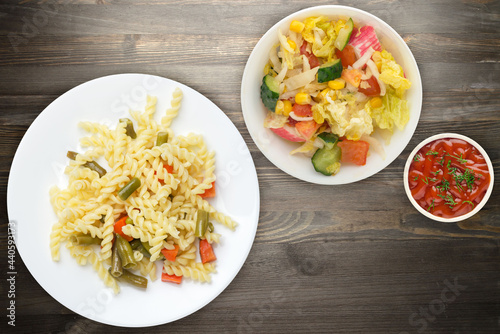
[260,15,412,176]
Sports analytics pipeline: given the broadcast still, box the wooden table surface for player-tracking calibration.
[1,0,499,333]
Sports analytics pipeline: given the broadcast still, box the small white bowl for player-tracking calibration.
[241,5,423,184]
[403,133,494,223]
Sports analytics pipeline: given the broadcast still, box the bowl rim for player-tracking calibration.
[403,133,495,223]
[241,4,423,184]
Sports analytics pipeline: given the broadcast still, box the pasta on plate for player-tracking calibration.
[49,87,237,293]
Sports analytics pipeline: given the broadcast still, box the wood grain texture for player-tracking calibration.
[1,0,499,333]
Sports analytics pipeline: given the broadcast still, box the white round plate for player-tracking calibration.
[241,5,423,184]
[7,74,260,327]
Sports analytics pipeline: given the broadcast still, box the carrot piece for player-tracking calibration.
[161,272,183,284]
[163,163,174,174]
[161,245,180,262]
[199,239,216,264]
[114,216,133,242]
[200,181,216,198]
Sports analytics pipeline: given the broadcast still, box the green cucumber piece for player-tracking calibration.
[260,75,280,111]
[311,145,342,176]
[316,60,343,83]
[334,18,354,51]
[317,132,339,148]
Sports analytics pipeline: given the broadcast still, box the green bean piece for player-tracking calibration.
[125,217,134,225]
[156,132,169,146]
[110,238,123,278]
[136,244,151,258]
[67,151,107,177]
[118,177,141,201]
[115,234,136,269]
[119,118,137,139]
[140,241,162,259]
[69,235,102,245]
[129,239,142,250]
[208,222,214,233]
[67,151,78,160]
[116,269,148,289]
[195,209,209,238]
[83,161,107,178]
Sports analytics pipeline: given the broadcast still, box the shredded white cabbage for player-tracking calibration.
[283,67,319,91]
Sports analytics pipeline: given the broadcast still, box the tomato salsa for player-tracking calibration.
[408,138,491,218]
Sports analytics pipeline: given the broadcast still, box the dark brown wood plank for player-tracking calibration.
[0,0,499,333]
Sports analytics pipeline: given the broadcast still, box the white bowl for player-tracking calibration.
[403,133,494,223]
[241,5,423,184]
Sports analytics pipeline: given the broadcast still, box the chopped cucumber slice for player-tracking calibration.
[260,75,280,111]
[317,132,340,148]
[317,59,343,83]
[334,18,354,51]
[311,144,342,176]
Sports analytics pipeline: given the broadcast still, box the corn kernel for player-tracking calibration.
[263,63,271,76]
[318,88,331,101]
[275,100,284,115]
[328,78,346,90]
[287,39,297,50]
[290,20,305,33]
[283,100,292,116]
[312,107,324,124]
[370,97,383,108]
[295,92,311,105]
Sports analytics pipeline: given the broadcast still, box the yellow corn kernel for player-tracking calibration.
[287,39,297,50]
[263,63,271,76]
[275,100,284,115]
[312,107,324,124]
[290,20,305,33]
[328,78,346,90]
[283,100,292,116]
[370,97,383,108]
[334,19,345,35]
[295,92,311,105]
[318,88,331,101]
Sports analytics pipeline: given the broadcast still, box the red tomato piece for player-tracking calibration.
[299,41,320,68]
[292,103,312,117]
[287,117,299,126]
[335,44,356,67]
[358,75,381,97]
[337,140,370,166]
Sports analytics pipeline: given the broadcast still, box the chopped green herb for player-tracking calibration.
[428,178,438,183]
[426,150,439,156]
[413,176,419,181]
[430,170,441,176]
[437,157,445,167]
[463,200,474,208]
[437,193,457,208]
[413,154,421,162]
[422,177,429,185]
[457,168,476,190]
[436,179,450,192]
[450,153,468,164]
[427,199,435,212]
